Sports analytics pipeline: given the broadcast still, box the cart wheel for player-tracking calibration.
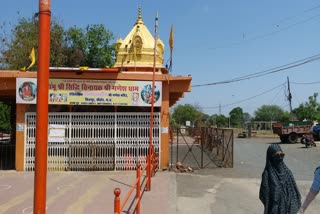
[280,135,288,143]
[288,133,298,144]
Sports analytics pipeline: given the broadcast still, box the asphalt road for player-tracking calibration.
[175,137,320,214]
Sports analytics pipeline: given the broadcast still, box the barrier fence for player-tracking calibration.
[170,127,233,169]
[114,147,158,214]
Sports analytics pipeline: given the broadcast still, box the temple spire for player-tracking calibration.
[135,6,144,25]
[114,6,164,69]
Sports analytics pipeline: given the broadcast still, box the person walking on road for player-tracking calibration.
[259,144,301,214]
[297,167,320,214]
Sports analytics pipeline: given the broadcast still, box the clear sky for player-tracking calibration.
[1,0,320,117]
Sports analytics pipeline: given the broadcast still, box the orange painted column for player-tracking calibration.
[34,0,51,213]
[160,81,170,168]
[15,104,28,171]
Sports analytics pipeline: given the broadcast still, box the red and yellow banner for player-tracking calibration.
[16,78,162,107]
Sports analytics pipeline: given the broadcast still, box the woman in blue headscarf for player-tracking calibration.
[259,144,301,214]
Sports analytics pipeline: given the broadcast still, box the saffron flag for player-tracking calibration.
[19,66,26,71]
[169,24,174,51]
[26,47,36,70]
[79,66,89,71]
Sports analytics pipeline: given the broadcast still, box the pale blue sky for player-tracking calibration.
[2,0,320,116]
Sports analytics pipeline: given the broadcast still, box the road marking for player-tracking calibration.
[46,175,87,207]
[0,174,67,213]
[210,179,224,204]
[22,205,48,214]
[56,184,72,191]
[0,185,12,190]
[65,176,112,214]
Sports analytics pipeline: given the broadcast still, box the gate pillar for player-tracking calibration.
[16,104,29,171]
[160,82,170,168]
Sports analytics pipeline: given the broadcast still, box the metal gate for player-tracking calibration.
[170,127,233,170]
[0,143,15,170]
[25,112,160,171]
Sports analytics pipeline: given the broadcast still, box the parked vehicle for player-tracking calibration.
[272,121,313,143]
[301,133,316,148]
[313,124,320,141]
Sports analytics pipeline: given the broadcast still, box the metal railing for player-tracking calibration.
[114,148,158,214]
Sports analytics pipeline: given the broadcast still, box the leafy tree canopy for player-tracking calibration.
[65,24,115,68]
[216,114,228,128]
[0,16,115,70]
[229,107,244,128]
[171,104,200,127]
[254,105,285,121]
[243,112,252,124]
[293,93,320,121]
[0,102,11,131]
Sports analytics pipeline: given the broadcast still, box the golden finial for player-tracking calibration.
[135,5,144,25]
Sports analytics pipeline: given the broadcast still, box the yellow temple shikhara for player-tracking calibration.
[0,7,192,171]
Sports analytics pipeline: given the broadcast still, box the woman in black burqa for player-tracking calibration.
[259,144,301,214]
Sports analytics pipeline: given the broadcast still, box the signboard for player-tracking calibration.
[17,124,24,131]
[48,124,65,142]
[16,78,162,107]
[161,127,168,133]
[16,78,37,104]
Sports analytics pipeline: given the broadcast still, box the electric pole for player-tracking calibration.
[287,76,293,120]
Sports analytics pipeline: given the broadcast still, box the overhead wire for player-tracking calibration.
[192,5,320,88]
[228,54,320,80]
[192,53,320,87]
[291,81,320,85]
[279,103,290,109]
[269,84,286,105]
[209,4,320,51]
[178,4,320,112]
[202,82,286,109]
[290,80,320,105]
[290,88,303,107]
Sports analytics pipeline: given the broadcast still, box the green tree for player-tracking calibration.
[195,112,209,127]
[216,114,228,128]
[0,17,116,69]
[207,114,217,127]
[0,102,11,131]
[65,24,115,68]
[169,115,178,127]
[206,114,230,127]
[171,104,200,127]
[0,16,67,70]
[191,104,208,127]
[229,107,244,128]
[293,93,320,121]
[281,111,291,122]
[243,112,252,124]
[254,105,285,122]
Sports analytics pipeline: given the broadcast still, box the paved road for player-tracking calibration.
[175,137,320,214]
[0,170,176,214]
[1,137,320,213]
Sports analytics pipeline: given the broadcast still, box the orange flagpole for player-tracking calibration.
[34,0,51,213]
[147,11,158,191]
[169,24,174,72]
